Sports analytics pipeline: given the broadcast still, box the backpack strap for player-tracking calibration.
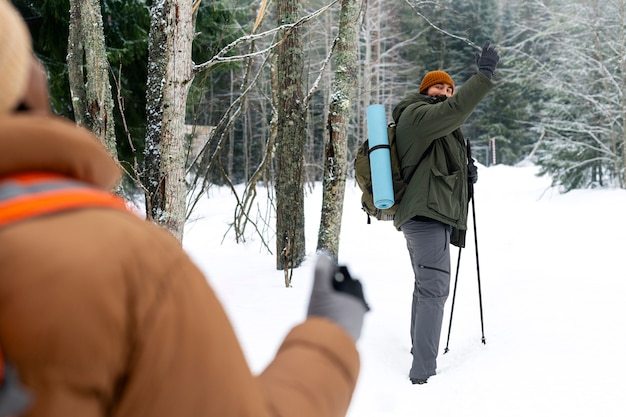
[367,144,391,154]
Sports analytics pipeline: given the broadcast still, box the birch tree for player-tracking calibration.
[143,0,196,241]
[316,0,362,258]
[67,0,117,158]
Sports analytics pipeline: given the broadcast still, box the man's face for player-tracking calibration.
[426,83,453,98]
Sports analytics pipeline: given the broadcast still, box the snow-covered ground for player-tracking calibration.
[184,163,626,417]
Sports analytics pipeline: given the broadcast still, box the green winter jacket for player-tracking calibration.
[392,72,494,247]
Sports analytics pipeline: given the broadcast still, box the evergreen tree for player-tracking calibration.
[186,0,256,185]
[14,0,72,116]
[101,0,150,168]
[535,0,625,190]
[435,0,504,164]
[491,0,557,166]
[15,0,248,190]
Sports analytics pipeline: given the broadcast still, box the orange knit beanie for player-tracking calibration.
[0,0,32,114]
[419,71,454,94]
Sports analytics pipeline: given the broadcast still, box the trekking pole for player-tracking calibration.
[444,140,486,352]
[443,247,462,354]
[467,140,486,345]
[470,189,486,344]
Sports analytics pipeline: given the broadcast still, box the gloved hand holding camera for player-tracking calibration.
[307,254,369,342]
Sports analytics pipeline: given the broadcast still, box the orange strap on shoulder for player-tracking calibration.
[0,173,129,228]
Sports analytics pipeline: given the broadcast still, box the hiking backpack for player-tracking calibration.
[355,122,408,222]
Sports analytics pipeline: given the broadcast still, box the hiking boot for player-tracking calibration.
[410,378,428,385]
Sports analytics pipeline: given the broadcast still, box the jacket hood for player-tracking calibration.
[0,115,121,190]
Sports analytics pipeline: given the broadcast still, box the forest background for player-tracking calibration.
[13,0,626,270]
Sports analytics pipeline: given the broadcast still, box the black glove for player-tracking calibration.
[475,41,500,80]
[307,254,369,342]
[468,158,478,184]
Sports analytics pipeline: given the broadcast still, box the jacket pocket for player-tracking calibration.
[427,166,461,221]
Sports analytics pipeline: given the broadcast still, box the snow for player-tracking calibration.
[183,163,626,417]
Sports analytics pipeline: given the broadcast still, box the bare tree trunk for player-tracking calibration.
[143,0,195,242]
[67,0,117,158]
[275,0,306,275]
[618,0,626,188]
[228,68,235,178]
[67,3,86,126]
[316,0,362,259]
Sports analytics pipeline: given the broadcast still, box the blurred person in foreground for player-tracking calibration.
[0,1,368,416]
[392,42,500,385]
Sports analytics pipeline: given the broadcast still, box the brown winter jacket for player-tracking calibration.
[0,115,360,417]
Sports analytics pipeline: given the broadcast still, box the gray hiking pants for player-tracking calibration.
[401,218,451,380]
